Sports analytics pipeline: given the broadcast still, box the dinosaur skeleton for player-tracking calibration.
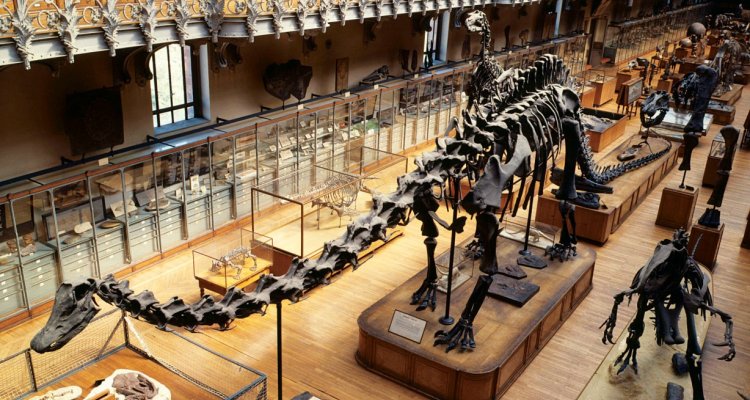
[310,174,361,223]
[210,247,258,280]
[31,11,671,354]
[600,229,735,400]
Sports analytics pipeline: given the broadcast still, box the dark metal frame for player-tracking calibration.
[151,44,200,128]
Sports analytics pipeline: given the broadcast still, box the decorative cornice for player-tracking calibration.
[168,0,192,46]
[199,0,224,43]
[125,0,158,52]
[374,0,383,21]
[405,0,414,17]
[90,0,121,57]
[0,0,41,70]
[338,0,350,26]
[391,0,400,19]
[42,0,82,63]
[318,0,331,32]
[271,0,284,39]
[357,0,367,23]
[296,0,309,35]
[238,0,259,43]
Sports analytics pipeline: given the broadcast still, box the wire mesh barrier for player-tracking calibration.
[126,317,267,399]
[0,309,267,400]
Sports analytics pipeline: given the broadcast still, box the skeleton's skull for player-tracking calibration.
[464,11,487,33]
[31,279,100,353]
[640,91,670,128]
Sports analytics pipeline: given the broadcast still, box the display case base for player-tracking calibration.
[712,84,743,106]
[655,185,700,230]
[701,154,721,187]
[688,223,724,270]
[356,236,595,400]
[592,77,617,107]
[578,265,712,400]
[582,108,628,152]
[536,134,679,244]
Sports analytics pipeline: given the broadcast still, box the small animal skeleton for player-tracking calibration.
[311,174,361,224]
[210,247,258,280]
[600,229,735,400]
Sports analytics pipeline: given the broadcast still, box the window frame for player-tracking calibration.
[150,44,203,131]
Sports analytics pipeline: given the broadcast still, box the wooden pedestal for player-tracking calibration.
[536,134,679,244]
[582,109,628,152]
[712,84,743,106]
[678,58,703,75]
[742,210,750,249]
[655,186,700,230]
[707,103,736,124]
[656,78,673,93]
[357,237,596,400]
[689,222,724,270]
[592,77,617,107]
[701,154,721,187]
[616,69,641,92]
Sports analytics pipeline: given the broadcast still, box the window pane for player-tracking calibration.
[160,111,173,125]
[173,108,186,123]
[188,106,195,119]
[150,77,157,112]
[155,49,172,109]
[153,114,158,126]
[169,45,185,106]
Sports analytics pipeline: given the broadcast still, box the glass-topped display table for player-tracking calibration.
[192,229,273,296]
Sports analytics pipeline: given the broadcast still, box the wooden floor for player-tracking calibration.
[3,84,750,399]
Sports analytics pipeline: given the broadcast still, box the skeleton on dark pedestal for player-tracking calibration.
[600,229,735,400]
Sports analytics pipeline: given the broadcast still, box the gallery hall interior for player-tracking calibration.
[0,0,749,398]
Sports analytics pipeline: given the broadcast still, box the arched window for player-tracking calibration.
[150,44,202,129]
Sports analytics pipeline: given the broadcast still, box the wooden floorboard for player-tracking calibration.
[2,83,750,399]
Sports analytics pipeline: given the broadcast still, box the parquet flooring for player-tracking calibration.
[2,83,750,399]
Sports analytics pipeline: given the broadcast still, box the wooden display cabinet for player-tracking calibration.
[616,68,641,92]
[655,185,699,230]
[591,75,616,107]
[702,133,729,187]
[581,108,628,152]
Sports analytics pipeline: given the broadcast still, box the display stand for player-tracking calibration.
[656,78,673,93]
[701,134,729,187]
[616,68,641,92]
[192,229,273,296]
[578,265,712,400]
[591,76,617,107]
[581,108,628,152]
[706,101,736,124]
[678,57,703,75]
[536,134,679,244]
[580,85,596,108]
[356,237,596,400]
[655,186,700,230]
[711,84,743,106]
[688,223,724,270]
[616,77,643,117]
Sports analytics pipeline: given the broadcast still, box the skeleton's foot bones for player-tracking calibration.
[410,280,438,312]
[545,243,577,261]
[434,318,476,352]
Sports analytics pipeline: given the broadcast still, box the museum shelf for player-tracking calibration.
[192,229,272,296]
[357,236,596,400]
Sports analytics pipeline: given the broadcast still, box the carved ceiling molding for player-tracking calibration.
[212,41,242,71]
[374,0,383,21]
[391,0,400,19]
[0,0,40,70]
[296,0,310,36]
[357,0,367,23]
[318,0,331,32]
[124,0,158,52]
[167,0,192,46]
[41,0,83,64]
[271,0,285,39]
[338,0,350,26]
[88,0,122,57]
[405,0,415,17]
[199,0,224,43]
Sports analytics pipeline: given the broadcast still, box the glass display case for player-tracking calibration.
[499,217,558,251]
[401,80,420,149]
[154,150,187,251]
[0,196,26,318]
[47,178,98,289]
[88,168,129,277]
[123,159,161,268]
[229,122,259,219]
[192,229,273,296]
[379,82,406,154]
[183,142,213,239]
[210,136,235,228]
[435,245,476,293]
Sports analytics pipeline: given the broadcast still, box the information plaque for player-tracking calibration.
[388,310,427,344]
